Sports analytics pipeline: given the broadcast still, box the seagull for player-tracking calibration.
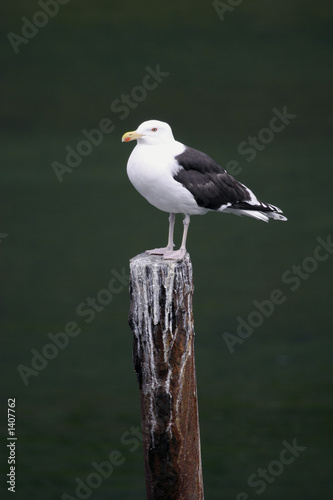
[122,119,287,260]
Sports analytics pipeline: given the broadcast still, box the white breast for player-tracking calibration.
[126,141,206,215]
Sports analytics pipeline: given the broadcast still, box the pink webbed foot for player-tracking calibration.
[146,247,172,256]
[162,249,186,261]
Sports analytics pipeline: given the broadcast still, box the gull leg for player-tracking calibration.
[163,214,190,260]
[180,213,190,251]
[146,213,176,255]
[167,212,176,250]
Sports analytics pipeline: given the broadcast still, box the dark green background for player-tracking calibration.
[1,1,332,498]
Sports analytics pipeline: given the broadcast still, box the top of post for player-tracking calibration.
[130,251,191,269]
[129,252,193,328]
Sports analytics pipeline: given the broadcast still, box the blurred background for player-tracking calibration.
[1,1,332,498]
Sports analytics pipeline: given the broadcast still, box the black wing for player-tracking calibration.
[174,147,251,210]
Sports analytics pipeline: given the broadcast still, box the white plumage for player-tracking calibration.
[122,119,287,260]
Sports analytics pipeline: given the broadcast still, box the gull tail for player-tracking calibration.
[224,201,287,223]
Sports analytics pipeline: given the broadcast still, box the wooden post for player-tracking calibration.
[128,252,204,500]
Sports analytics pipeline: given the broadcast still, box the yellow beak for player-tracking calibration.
[122,130,143,143]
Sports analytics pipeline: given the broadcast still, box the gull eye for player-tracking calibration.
[151,127,157,132]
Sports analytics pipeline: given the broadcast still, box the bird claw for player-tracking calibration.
[162,249,186,261]
[145,247,186,261]
[146,247,171,256]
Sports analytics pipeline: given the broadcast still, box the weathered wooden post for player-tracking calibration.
[128,252,204,500]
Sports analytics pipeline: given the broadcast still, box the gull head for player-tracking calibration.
[122,120,175,146]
